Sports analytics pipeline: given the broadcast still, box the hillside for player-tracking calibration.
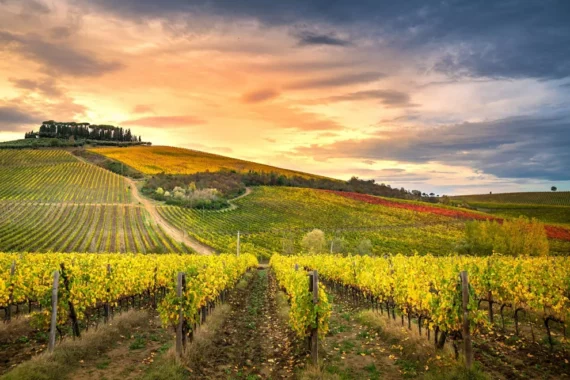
[451,191,570,226]
[452,191,570,205]
[89,145,327,179]
[0,149,190,253]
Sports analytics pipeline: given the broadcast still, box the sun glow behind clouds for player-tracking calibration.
[0,0,569,194]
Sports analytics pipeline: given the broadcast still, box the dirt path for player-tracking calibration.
[125,178,215,254]
[321,294,405,379]
[223,187,253,211]
[188,269,304,379]
[69,311,172,380]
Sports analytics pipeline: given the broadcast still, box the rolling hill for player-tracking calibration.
[451,191,570,227]
[89,145,328,179]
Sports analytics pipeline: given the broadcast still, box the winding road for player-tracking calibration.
[125,178,216,255]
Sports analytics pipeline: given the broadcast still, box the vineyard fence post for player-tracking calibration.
[104,264,112,323]
[5,261,16,321]
[176,272,187,358]
[460,271,473,369]
[309,270,319,365]
[48,270,60,353]
[237,231,240,256]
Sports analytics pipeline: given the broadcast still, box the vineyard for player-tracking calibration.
[291,254,569,344]
[157,187,467,258]
[0,150,129,204]
[89,145,325,179]
[0,203,190,253]
[0,253,257,334]
[452,191,570,206]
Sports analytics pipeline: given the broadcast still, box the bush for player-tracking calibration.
[459,217,549,256]
[301,229,326,253]
[356,238,373,255]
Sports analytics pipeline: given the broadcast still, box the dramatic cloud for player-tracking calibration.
[9,77,62,97]
[0,104,43,131]
[286,72,385,90]
[1,0,568,192]
[121,115,207,127]
[295,115,570,181]
[86,0,570,80]
[242,89,280,103]
[296,31,351,47]
[311,89,415,108]
[0,31,123,77]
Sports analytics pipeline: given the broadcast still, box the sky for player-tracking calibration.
[1,0,569,195]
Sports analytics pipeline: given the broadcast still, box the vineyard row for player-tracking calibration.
[0,203,190,253]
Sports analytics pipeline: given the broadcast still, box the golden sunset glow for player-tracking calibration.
[1,0,569,194]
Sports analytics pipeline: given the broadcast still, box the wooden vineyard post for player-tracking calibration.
[237,231,240,256]
[309,270,319,365]
[460,271,473,369]
[48,270,59,353]
[176,272,187,358]
[104,264,112,323]
[5,261,16,321]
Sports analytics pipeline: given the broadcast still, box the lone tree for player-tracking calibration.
[551,186,557,192]
[301,229,326,253]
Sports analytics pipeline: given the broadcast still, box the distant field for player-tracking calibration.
[158,186,466,257]
[452,191,570,205]
[0,202,189,253]
[451,191,570,227]
[0,150,129,203]
[89,145,326,178]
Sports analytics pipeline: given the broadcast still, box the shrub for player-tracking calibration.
[459,217,549,256]
[155,187,164,196]
[301,229,326,253]
[356,238,373,255]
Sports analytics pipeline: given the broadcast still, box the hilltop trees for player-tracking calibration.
[551,186,557,191]
[25,121,145,144]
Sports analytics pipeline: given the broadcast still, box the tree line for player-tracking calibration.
[142,169,434,208]
[24,120,148,144]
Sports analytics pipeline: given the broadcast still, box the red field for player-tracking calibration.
[324,190,570,241]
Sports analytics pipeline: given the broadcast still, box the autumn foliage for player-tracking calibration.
[324,190,570,241]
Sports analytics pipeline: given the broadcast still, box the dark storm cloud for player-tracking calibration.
[86,0,570,80]
[0,31,123,77]
[295,31,351,47]
[0,104,42,131]
[286,72,385,90]
[295,115,570,181]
